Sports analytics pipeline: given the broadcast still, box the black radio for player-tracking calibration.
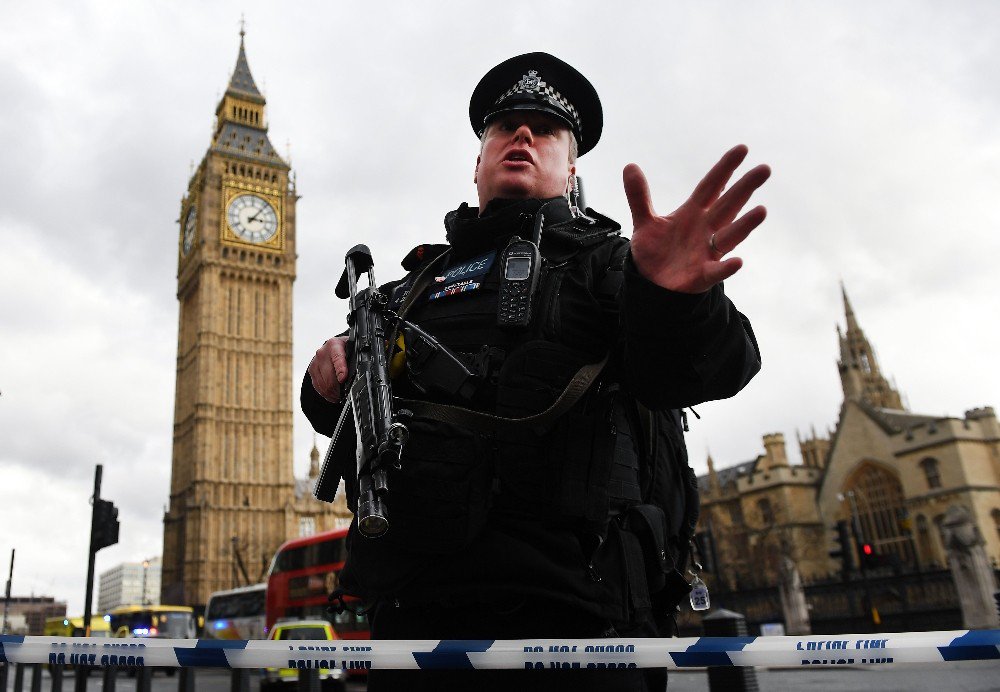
[497,233,541,329]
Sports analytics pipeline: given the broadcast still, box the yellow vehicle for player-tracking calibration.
[44,616,111,674]
[262,620,346,692]
[44,615,112,638]
[107,605,196,639]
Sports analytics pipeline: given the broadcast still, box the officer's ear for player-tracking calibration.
[474,155,481,184]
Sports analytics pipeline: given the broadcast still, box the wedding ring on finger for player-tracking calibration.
[709,232,724,256]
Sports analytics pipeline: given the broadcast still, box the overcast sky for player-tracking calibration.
[2,1,998,616]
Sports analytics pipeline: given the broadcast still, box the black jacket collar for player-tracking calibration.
[444,197,574,257]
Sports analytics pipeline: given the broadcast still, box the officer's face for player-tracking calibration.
[475,112,576,210]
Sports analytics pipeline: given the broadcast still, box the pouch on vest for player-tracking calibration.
[338,415,495,600]
[616,504,693,624]
[638,406,698,573]
[348,415,493,564]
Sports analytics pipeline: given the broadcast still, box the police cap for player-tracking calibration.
[469,52,603,157]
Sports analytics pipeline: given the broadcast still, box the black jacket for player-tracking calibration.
[301,197,760,623]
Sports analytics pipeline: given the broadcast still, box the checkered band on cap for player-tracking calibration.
[494,70,582,133]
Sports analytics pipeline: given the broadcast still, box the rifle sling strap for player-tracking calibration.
[398,353,608,435]
[388,247,452,347]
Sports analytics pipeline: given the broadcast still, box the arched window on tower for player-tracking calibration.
[920,457,942,489]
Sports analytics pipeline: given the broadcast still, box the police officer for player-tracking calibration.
[303,52,768,691]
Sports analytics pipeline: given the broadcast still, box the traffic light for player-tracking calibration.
[829,520,856,577]
[858,541,889,569]
[92,499,119,551]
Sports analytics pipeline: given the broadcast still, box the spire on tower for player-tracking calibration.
[836,284,904,410]
[227,23,262,99]
[841,281,860,335]
[707,451,720,495]
[309,434,320,479]
[210,28,287,167]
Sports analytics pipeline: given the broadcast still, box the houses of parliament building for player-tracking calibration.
[697,287,1000,606]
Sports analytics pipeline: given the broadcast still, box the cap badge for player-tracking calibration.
[518,70,541,92]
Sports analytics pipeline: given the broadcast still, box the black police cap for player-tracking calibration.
[469,52,603,157]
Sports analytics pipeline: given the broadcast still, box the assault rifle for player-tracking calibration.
[315,244,406,538]
[313,244,478,538]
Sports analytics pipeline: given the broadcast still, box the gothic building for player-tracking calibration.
[699,287,1000,591]
[161,32,349,607]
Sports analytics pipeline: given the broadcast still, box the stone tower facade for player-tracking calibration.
[161,32,343,607]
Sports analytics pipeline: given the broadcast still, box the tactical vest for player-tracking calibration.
[335,206,697,627]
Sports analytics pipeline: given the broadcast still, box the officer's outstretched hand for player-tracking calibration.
[308,336,350,403]
[625,145,770,294]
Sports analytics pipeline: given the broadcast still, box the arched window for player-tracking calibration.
[844,462,911,566]
[992,509,1000,541]
[920,457,942,489]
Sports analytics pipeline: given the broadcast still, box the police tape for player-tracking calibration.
[0,630,998,670]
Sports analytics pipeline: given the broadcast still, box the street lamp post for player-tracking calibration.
[141,560,149,606]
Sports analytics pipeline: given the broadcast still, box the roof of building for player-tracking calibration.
[697,458,759,494]
[227,35,264,102]
[211,122,286,167]
[859,401,942,434]
[294,476,316,501]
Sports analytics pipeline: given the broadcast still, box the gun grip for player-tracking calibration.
[336,267,350,299]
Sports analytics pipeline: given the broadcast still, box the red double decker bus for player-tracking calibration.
[265,527,369,640]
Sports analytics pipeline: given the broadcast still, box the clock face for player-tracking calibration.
[226,194,279,244]
[182,207,197,255]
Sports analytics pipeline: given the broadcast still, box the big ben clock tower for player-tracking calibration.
[161,30,311,607]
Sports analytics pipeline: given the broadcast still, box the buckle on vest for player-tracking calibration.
[469,345,507,385]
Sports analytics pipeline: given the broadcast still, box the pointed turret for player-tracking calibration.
[210,28,286,167]
[841,282,859,333]
[309,435,320,480]
[836,284,904,410]
[799,426,830,469]
[707,452,720,495]
[760,433,789,471]
[227,30,263,99]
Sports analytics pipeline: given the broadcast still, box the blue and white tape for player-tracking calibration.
[1,630,997,670]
